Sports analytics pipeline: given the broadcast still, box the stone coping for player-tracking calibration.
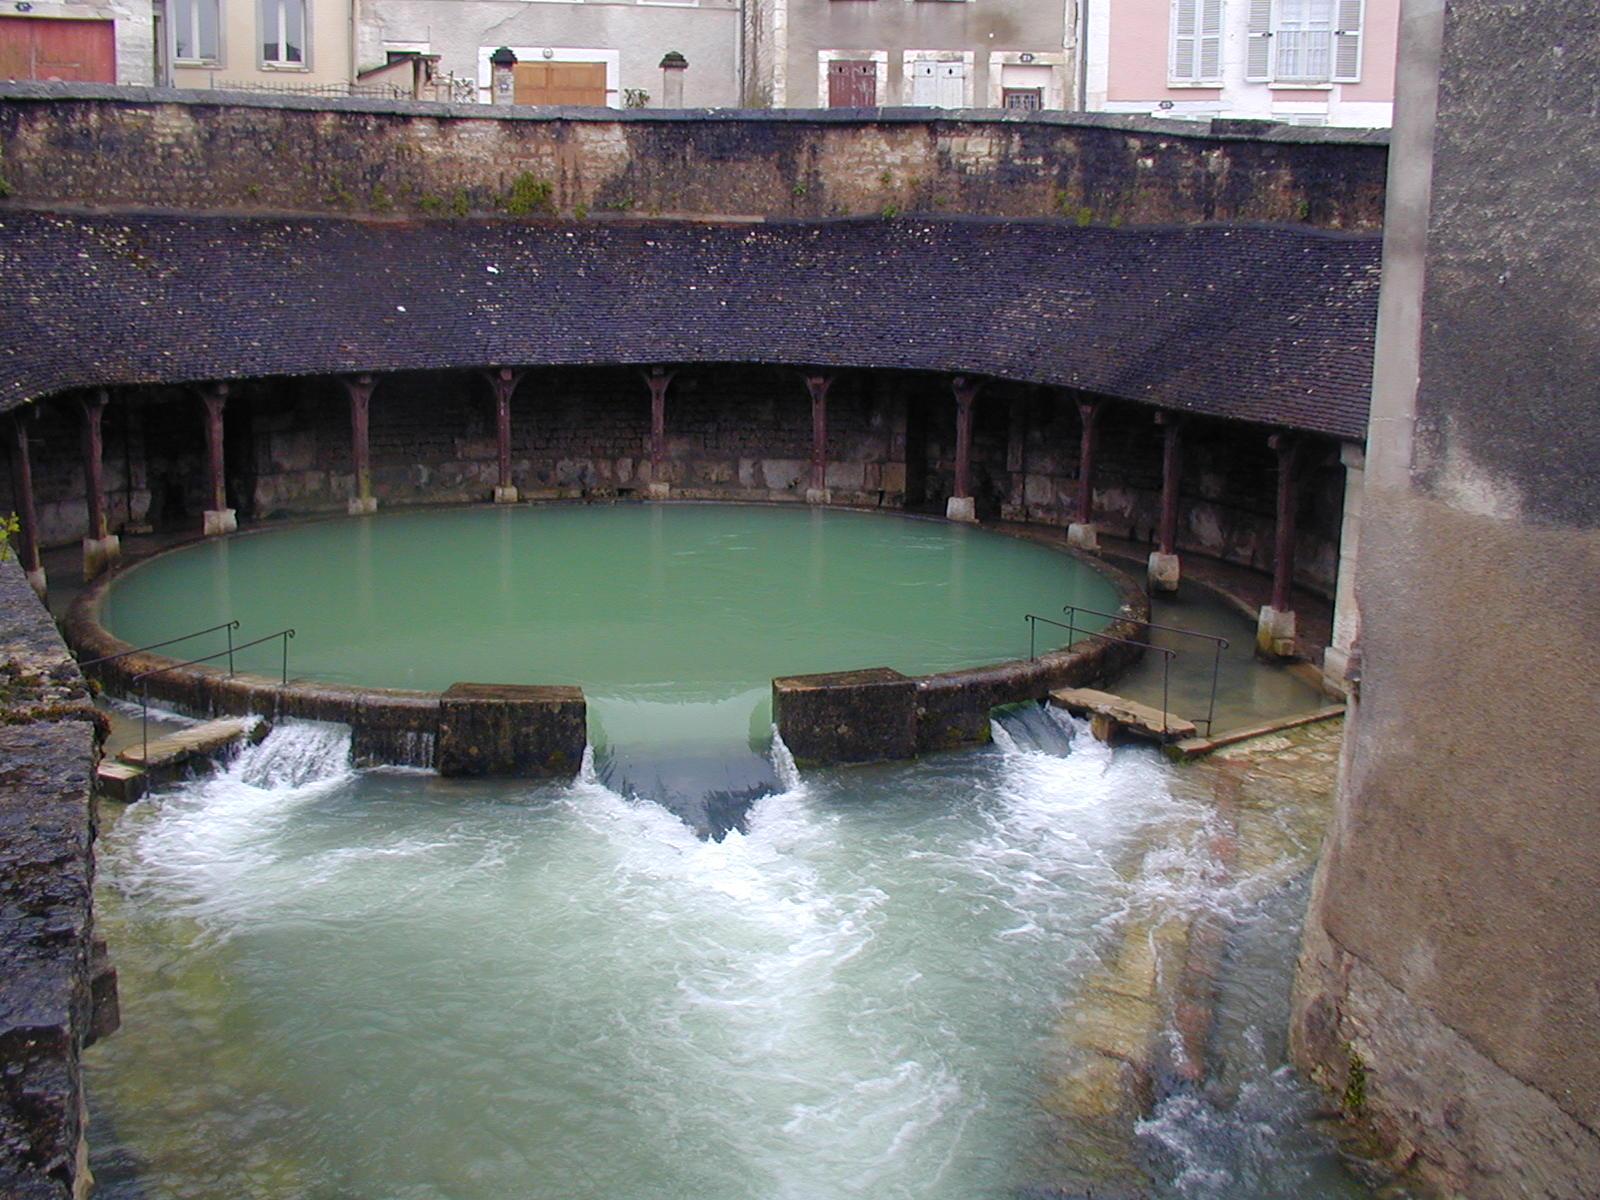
[62,501,1148,768]
[0,83,1391,144]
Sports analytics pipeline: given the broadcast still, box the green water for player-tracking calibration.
[99,505,1118,767]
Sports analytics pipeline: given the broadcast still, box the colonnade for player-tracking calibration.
[4,366,1355,679]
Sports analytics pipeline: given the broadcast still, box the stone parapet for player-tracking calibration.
[436,684,586,779]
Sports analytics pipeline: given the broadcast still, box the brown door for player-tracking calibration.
[827,60,876,108]
[512,61,607,106]
[0,16,116,82]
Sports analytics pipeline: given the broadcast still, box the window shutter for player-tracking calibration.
[936,62,966,109]
[1246,0,1274,82]
[1199,0,1224,80]
[910,61,937,105]
[1333,0,1364,82]
[1171,0,1198,83]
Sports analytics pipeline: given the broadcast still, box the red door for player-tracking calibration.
[828,61,876,108]
[0,17,116,83]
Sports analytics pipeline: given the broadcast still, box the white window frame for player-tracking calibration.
[987,53,1068,111]
[172,0,221,65]
[901,50,974,108]
[1248,0,1366,86]
[1168,0,1223,87]
[260,0,310,70]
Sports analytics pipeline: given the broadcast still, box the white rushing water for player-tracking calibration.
[88,715,1363,1200]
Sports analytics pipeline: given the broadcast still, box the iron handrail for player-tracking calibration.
[1063,604,1228,737]
[130,628,295,764]
[77,619,241,674]
[1026,613,1179,735]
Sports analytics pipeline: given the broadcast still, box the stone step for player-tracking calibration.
[116,717,258,770]
[95,760,148,804]
[1049,687,1197,744]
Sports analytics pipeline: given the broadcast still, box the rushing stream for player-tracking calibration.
[88,713,1367,1199]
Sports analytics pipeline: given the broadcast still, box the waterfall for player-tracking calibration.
[230,720,353,791]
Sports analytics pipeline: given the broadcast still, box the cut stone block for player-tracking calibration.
[773,667,917,765]
[436,683,586,779]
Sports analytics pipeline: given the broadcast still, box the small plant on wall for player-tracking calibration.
[624,88,650,109]
[0,513,19,560]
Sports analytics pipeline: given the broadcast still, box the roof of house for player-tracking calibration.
[0,211,1381,439]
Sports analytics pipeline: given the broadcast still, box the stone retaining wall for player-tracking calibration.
[0,558,117,1200]
[0,84,1388,228]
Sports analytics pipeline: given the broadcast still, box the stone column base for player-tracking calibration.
[1148,550,1181,592]
[1067,522,1099,552]
[1256,605,1297,657]
[805,487,831,506]
[82,535,122,580]
[24,567,47,599]
[645,481,671,501]
[493,485,520,504]
[347,496,378,516]
[202,508,237,537]
[1322,644,1355,697]
[945,496,976,523]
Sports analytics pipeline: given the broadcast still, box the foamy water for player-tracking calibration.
[88,715,1363,1199]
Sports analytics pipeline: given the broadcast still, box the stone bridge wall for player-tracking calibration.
[0,84,1387,227]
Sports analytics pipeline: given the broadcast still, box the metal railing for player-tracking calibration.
[77,619,241,675]
[128,629,295,764]
[1025,613,1180,735]
[1062,604,1230,737]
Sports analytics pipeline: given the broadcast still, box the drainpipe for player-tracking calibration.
[1076,0,1090,110]
[736,0,746,107]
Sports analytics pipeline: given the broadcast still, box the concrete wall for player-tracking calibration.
[762,0,1074,109]
[0,84,1389,225]
[1291,3,1600,1195]
[1,366,1350,598]
[356,0,741,108]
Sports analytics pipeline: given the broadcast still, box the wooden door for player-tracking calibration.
[512,61,607,106]
[0,17,116,82]
[827,60,876,108]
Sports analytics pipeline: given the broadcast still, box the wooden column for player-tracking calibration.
[486,367,523,503]
[1069,397,1104,550]
[78,390,121,577]
[1258,432,1303,656]
[343,374,377,514]
[642,366,674,500]
[804,372,833,502]
[6,411,46,597]
[198,382,236,535]
[1148,411,1185,591]
[947,375,980,522]
[1003,390,1029,521]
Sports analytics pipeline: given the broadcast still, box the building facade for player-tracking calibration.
[748,0,1076,111]
[0,0,156,86]
[357,0,742,108]
[1086,0,1397,126]
[160,0,354,91]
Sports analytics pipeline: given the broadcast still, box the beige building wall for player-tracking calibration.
[170,0,351,90]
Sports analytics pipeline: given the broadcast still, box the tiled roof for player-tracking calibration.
[0,212,1381,439]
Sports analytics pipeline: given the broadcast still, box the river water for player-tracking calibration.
[87,714,1366,1199]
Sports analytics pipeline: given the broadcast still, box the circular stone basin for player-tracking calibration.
[100,505,1118,770]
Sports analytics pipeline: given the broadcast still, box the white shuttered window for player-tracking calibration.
[909,61,967,107]
[1249,0,1366,84]
[1170,0,1224,84]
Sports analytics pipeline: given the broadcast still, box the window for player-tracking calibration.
[1003,88,1042,111]
[173,0,219,63]
[1170,0,1222,84]
[908,61,966,108]
[260,0,306,67]
[1248,0,1366,84]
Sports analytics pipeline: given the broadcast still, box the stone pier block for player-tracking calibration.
[1256,606,1297,658]
[1147,551,1181,593]
[773,667,917,765]
[645,481,671,501]
[945,496,976,523]
[347,497,378,516]
[1068,522,1100,552]
[202,508,237,536]
[436,683,586,778]
[805,487,831,506]
[82,534,121,580]
[493,485,519,504]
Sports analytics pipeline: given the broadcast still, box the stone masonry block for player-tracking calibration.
[436,683,586,779]
[773,668,917,765]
